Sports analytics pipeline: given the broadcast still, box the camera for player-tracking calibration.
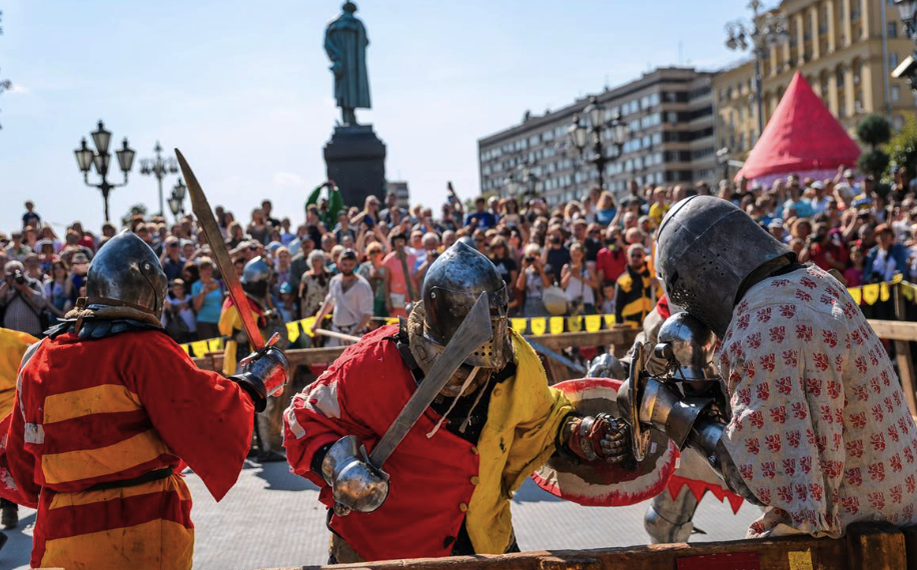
[12,269,26,285]
[524,256,535,264]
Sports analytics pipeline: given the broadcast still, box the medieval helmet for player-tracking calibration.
[86,229,168,315]
[422,240,510,369]
[241,256,270,301]
[655,196,793,338]
[655,312,719,384]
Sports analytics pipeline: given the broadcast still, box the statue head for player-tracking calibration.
[343,1,357,13]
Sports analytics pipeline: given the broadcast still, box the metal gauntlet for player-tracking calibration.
[231,345,290,412]
[321,435,390,517]
[563,414,632,464]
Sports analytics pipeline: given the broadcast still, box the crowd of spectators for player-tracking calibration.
[3,164,917,343]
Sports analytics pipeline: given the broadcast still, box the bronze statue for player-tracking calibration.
[324,2,371,126]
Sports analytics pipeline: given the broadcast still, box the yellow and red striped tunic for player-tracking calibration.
[0,328,254,570]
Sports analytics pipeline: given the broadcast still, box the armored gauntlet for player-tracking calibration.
[321,435,390,516]
[230,345,290,412]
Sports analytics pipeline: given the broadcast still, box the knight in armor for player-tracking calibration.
[219,256,289,462]
[625,196,917,537]
[283,241,632,563]
[0,230,289,570]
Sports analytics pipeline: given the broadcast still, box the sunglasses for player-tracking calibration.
[248,245,259,251]
[629,254,645,259]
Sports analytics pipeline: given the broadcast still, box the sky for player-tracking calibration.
[0,0,745,233]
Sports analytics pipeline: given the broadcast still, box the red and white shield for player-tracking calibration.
[531,377,678,506]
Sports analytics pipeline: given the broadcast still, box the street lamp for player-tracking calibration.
[893,0,917,90]
[168,178,187,219]
[724,0,790,141]
[569,97,628,191]
[140,141,179,217]
[74,120,135,222]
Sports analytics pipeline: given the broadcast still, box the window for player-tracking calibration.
[892,86,901,102]
[888,22,898,39]
[891,52,900,69]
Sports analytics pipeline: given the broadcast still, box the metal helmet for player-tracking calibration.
[586,353,626,380]
[655,196,793,337]
[422,240,510,369]
[241,256,270,301]
[655,312,719,384]
[86,229,168,315]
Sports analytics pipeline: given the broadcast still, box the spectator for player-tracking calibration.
[614,243,658,328]
[542,225,570,285]
[22,201,41,230]
[277,282,296,323]
[162,279,196,343]
[357,241,390,317]
[516,243,552,318]
[44,259,73,318]
[414,232,442,284]
[247,208,270,246]
[383,230,418,318]
[865,223,908,284]
[594,191,617,226]
[561,242,598,315]
[306,181,345,228]
[379,191,407,224]
[464,197,496,229]
[272,246,293,297]
[571,219,601,263]
[845,247,866,288]
[262,199,280,229]
[596,226,627,285]
[0,260,49,337]
[160,236,185,281]
[310,249,374,346]
[648,187,670,228]
[191,257,223,340]
[333,211,357,244]
[299,250,332,319]
[4,232,30,261]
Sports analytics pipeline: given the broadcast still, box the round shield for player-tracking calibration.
[532,377,678,507]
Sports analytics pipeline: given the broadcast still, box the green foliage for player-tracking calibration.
[858,149,890,181]
[857,114,892,148]
[889,114,917,176]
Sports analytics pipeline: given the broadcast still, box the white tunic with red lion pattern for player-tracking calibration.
[718,265,917,538]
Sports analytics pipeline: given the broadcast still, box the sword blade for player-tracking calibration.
[175,148,264,351]
[368,293,492,469]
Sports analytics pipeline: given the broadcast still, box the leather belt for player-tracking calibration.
[88,467,174,491]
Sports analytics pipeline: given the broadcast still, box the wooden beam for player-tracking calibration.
[192,328,640,372]
[291,523,904,570]
[867,320,917,342]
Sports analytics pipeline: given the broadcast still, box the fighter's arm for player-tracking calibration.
[0,405,42,508]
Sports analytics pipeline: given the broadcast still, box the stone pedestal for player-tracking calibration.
[323,124,386,208]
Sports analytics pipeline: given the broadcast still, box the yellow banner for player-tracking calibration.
[511,318,528,332]
[530,318,546,335]
[892,273,904,285]
[286,322,301,343]
[603,314,616,328]
[862,284,880,305]
[585,314,601,332]
[849,287,862,305]
[568,315,583,332]
[207,338,223,352]
[303,317,315,338]
[180,344,190,355]
[386,317,399,326]
[190,340,208,358]
[880,283,891,302]
[904,283,915,302]
[549,317,564,335]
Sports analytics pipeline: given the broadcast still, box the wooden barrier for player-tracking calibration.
[246,523,906,570]
[192,326,640,373]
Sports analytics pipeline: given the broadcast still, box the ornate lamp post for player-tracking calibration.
[892,0,917,90]
[724,0,790,141]
[140,141,179,216]
[569,97,628,191]
[167,178,187,219]
[73,120,135,222]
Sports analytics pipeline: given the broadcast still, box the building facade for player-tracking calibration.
[477,67,716,205]
[386,181,410,209]
[714,0,917,164]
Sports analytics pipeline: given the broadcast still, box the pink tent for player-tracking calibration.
[736,72,861,184]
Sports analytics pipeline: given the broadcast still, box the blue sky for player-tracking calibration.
[0,0,744,233]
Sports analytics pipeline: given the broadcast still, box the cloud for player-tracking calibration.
[273,171,305,187]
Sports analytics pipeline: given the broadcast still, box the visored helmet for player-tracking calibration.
[241,256,270,301]
[422,240,510,369]
[86,229,167,315]
[655,196,793,337]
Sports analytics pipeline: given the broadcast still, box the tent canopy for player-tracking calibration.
[736,72,861,181]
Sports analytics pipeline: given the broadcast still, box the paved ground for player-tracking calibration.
[2,461,759,569]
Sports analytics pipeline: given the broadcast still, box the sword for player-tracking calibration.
[367,292,492,469]
[175,148,265,351]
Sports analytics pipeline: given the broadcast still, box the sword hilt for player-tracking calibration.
[239,332,282,369]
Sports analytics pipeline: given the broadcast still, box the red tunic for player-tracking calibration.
[0,329,254,570]
[284,326,480,561]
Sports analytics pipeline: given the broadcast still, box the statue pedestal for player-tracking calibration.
[323,124,386,208]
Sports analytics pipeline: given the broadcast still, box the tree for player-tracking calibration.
[889,115,917,178]
[856,114,892,182]
[121,204,148,228]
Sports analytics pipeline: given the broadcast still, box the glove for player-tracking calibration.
[564,414,632,464]
[231,345,290,412]
[322,435,390,517]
